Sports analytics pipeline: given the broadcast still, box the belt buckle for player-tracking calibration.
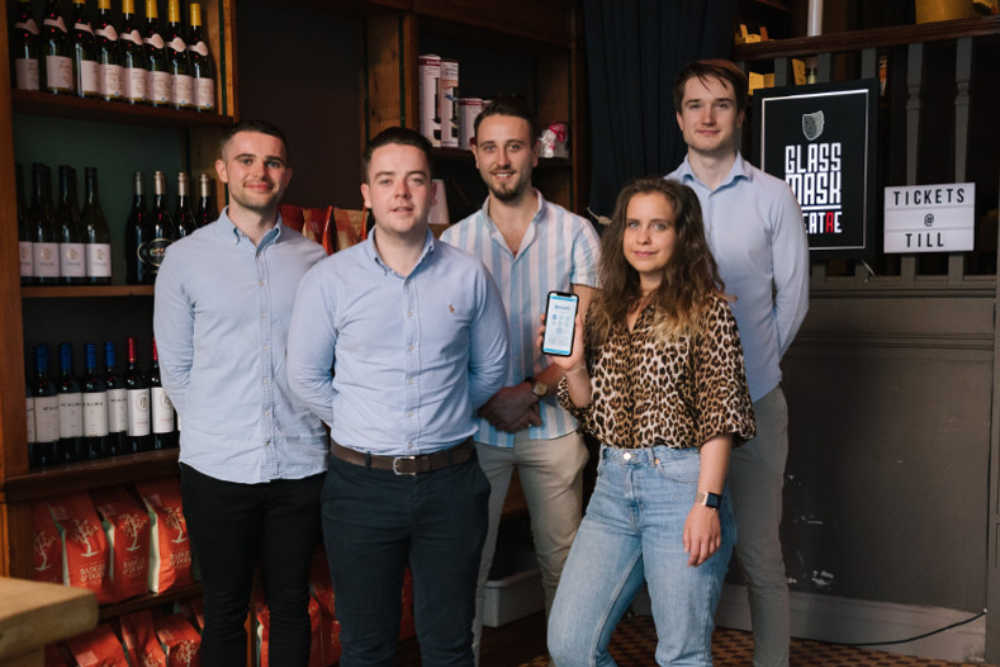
[392,455,419,476]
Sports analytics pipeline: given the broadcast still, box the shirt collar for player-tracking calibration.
[479,188,548,252]
[675,151,751,191]
[363,227,437,276]
[218,206,285,249]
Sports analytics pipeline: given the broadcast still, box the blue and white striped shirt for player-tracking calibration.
[441,191,601,447]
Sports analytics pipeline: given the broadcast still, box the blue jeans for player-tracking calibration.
[322,453,490,667]
[179,464,324,667]
[548,445,735,667]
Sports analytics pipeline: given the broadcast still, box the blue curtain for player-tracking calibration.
[584,0,736,217]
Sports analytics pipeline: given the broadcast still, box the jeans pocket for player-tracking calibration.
[651,447,701,484]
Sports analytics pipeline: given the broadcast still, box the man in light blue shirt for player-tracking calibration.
[667,60,809,667]
[440,97,601,661]
[154,119,328,667]
[287,127,509,667]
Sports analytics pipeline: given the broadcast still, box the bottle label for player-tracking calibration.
[43,16,68,32]
[188,41,208,57]
[172,74,193,108]
[83,392,109,437]
[86,243,112,278]
[60,243,86,278]
[121,29,142,45]
[99,63,123,98]
[15,58,40,91]
[149,70,171,103]
[143,33,165,49]
[168,36,186,52]
[58,392,84,438]
[176,413,182,432]
[126,388,150,436]
[20,241,34,278]
[80,59,100,95]
[139,237,172,267]
[124,66,147,101]
[45,55,74,92]
[195,77,215,110]
[107,388,127,433]
[74,22,94,34]
[33,242,60,278]
[26,397,36,444]
[15,19,40,35]
[35,395,60,443]
[151,387,174,433]
[96,25,118,40]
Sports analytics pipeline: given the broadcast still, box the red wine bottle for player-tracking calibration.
[103,341,126,457]
[30,163,60,285]
[142,0,170,106]
[195,173,218,228]
[42,0,74,94]
[124,336,151,452]
[81,342,109,459]
[187,2,214,112]
[31,344,59,468]
[83,167,112,285]
[119,0,147,104]
[12,0,41,91]
[165,0,192,109]
[125,171,151,285]
[70,0,99,98]
[94,0,123,101]
[17,164,34,285]
[175,173,196,238]
[56,165,86,285]
[142,170,175,278]
[57,342,84,463]
[149,338,177,449]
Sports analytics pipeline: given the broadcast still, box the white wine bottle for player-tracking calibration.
[187,2,214,112]
[94,0,124,101]
[70,0,100,98]
[56,165,86,285]
[142,0,170,107]
[82,167,112,285]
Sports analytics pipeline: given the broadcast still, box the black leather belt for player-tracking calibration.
[331,439,475,475]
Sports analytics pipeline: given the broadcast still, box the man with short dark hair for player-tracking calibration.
[287,126,510,667]
[154,119,328,667]
[666,59,810,667]
[441,97,601,662]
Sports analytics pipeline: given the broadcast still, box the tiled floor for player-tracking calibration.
[516,615,994,667]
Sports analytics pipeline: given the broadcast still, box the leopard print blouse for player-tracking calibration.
[558,293,756,450]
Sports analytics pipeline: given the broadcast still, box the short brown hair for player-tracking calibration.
[361,127,434,183]
[473,96,540,146]
[673,59,749,114]
[220,119,289,161]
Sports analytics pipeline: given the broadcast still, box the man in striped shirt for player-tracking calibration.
[440,97,601,662]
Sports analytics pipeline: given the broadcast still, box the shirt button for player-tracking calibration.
[407,311,413,318]
[263,345,269,352]
[264,378,270,384]
[261,312,267,318]
[407,442,413,449]
[407,411,413,417]
[266,441,271,447]
[408,345,414,351]
[408,378,414,385]
[264,409,271,417]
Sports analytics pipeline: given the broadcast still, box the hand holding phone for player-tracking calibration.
[541,291,579,357]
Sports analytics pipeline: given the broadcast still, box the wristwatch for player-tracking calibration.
[695,491,722,510]
[524,376,548,398]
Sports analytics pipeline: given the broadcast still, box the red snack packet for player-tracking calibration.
[154,614,202,667]
[118,610,168,667]
[47,492,114,604]
[134,478,194,593]
[65,624,130,667]
[91,486,151,602]
[32,500,62,584]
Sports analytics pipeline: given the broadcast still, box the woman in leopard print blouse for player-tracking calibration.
[546,177,756,667]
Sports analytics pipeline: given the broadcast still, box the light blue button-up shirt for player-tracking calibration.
[286,228,510,456]
[667,153,809,402]
[440,191,601,447]
[153,209,329,483]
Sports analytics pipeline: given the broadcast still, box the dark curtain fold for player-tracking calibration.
[584,0,737,218]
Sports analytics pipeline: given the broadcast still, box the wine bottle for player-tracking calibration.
[57,342,84,463]
[175,172,196,238]
[81,343,109,460]
[187,2,214,112]
[120,0,147,104]
[124,336,151,453]
[42,0,74,94]
[165,0,192,109]
[30,163,60,285]
[195,173,218,227]
[142,0,170,107]
[94,0,123,101]
[70,0,99,98]
[149,338,177,450]
[26,379,36,462]
[82,167,112,285]
[103,341,126,456]
[142,170,175,279]
[12,0,41,91]
[31,344,59,468]
[17,164,34,286]
[56,165,86,285]
[126,171,150,285]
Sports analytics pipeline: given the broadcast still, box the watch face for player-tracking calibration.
[532,382,547,397]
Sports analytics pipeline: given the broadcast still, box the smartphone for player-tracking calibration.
[541,291,580,357]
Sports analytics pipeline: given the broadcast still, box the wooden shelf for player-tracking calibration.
[98,583,202,622]
[0,449,179,503]
[21,285,155,299]
[11,90,234,129]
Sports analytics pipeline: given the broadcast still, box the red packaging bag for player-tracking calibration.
[399,567,416,641]
[254,597,323,667]
[154,614,202,667]
[255,598,270,667]
[118,610,167,667]
[47,492,114,604]
[134,478,194,593]
[174,596,205,632]
[91,486,151,602]
[32,500,62,584]
[65,624,130,667]
[307,596,323,667]
[309,554,342,665]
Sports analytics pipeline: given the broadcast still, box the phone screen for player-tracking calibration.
[542,291,579,357]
